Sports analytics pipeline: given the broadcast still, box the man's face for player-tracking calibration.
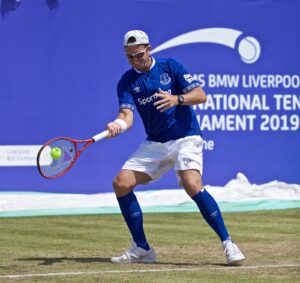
[124,45,151,71]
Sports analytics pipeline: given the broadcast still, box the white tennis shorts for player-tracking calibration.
[122,135,203,182]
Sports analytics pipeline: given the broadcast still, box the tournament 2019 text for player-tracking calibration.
[192,73,300,132]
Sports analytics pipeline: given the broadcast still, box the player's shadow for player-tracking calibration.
[18,257,226,267]
[18,257,111,266]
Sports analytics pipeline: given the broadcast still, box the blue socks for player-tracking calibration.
[117,192,150,250]
[192,189,230,241]
[117,189,228,248]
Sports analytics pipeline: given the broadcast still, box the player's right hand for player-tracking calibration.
[106,122,122,137]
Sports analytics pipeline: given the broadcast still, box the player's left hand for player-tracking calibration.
[153,88,178,112]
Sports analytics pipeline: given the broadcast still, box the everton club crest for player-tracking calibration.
[160,73,171,85]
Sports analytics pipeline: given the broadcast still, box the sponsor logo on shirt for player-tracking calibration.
[137,89,172,106]
[137,93,159,106]
[184,74,194,83]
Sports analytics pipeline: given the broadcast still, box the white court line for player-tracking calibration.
[0,264,298,279]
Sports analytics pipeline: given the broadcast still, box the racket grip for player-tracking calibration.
[92,130,109,142]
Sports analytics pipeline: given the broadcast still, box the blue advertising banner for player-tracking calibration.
[0,0,299,193]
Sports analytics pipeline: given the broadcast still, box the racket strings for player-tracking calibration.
[38,139,77,178]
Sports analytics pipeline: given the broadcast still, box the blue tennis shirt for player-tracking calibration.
[117,57,202,143]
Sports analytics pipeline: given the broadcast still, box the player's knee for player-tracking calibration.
[112,175,134,196]
[181,176,197,190]
[181,177,203,197]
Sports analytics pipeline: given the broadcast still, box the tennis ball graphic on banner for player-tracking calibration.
[51,147,62,160]
[238,36,261,64]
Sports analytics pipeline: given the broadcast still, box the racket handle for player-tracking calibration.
[92,130,109,142]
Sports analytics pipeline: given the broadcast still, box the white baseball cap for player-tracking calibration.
[123,30,149,47]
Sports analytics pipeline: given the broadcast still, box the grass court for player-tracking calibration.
[0,209,299,282]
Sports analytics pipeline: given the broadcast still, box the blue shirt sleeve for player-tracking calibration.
[168,58,201,93]
[117,74,135,112]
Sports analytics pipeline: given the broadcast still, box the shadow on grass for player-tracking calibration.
[17,257,226,267]
[17,257,111,265]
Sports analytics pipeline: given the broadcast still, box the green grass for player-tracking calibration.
[0,209,299,282]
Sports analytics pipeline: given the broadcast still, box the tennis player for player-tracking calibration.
[106,30,245,265]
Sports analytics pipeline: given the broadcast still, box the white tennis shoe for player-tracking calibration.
[111,240,156,264]
[222,239,245,265]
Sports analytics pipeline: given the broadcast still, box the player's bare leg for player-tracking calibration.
[111,170,156,263]
[113,169,151,197]
[178,169,203,196]
[178,169,245,265]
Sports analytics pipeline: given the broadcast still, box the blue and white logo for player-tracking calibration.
[160,73,171,85]
[133,86,141,94]
[151,28,261,64]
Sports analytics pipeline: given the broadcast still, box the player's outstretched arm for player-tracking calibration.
[106,108,133,137]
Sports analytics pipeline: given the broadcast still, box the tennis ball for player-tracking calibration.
[51,147,62,160]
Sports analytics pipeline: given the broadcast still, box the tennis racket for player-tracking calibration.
[37,130,109,179]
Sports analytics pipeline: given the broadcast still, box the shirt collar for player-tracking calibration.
[133,57,156,73]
